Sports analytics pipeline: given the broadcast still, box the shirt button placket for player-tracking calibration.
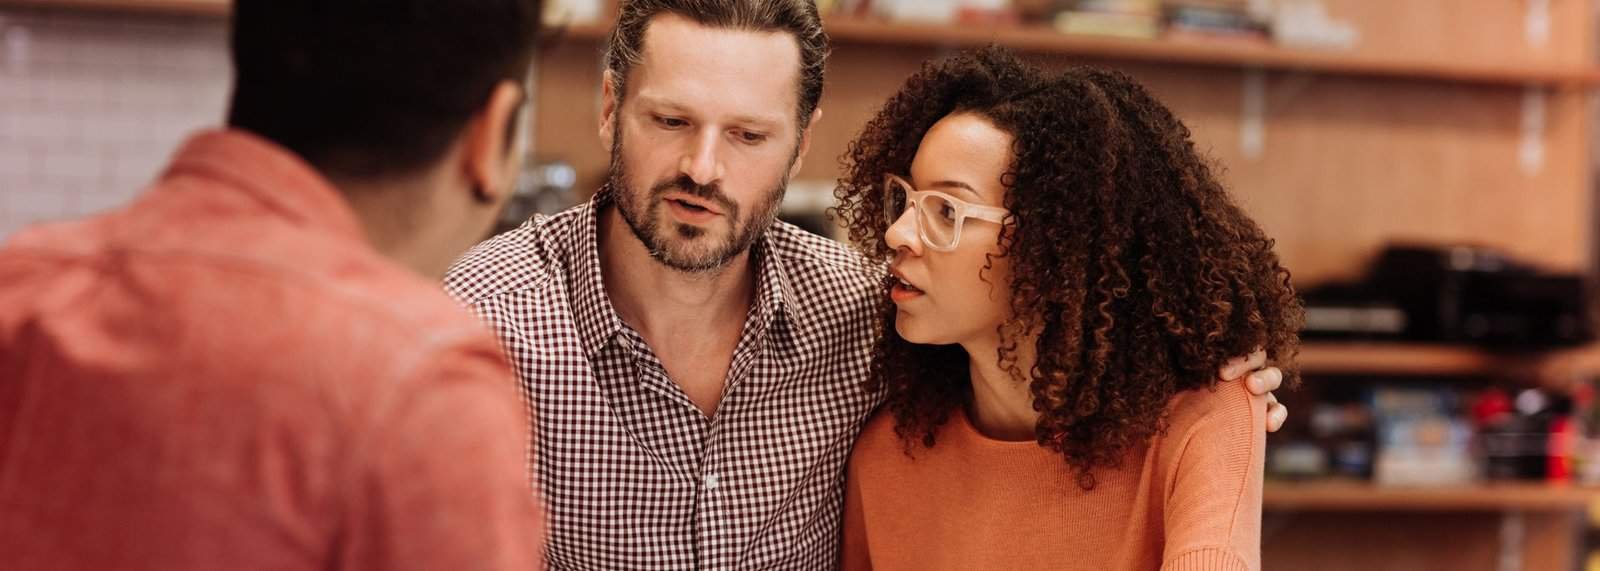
[697,453,729,569]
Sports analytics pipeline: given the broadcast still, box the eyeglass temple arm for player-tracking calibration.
[964,203,1009,224]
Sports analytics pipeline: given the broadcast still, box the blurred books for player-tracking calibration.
[1166,0,1269,42]
[1055,0,1161,39]
[817,0,1355,51]
[1054,0,1269,42]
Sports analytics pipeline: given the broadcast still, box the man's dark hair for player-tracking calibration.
[227,0,543,180]
[606,0,828,130]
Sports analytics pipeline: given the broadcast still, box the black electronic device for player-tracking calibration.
[1302,244,1592,347]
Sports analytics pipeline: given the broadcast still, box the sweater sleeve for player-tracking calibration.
[841,458,874,571]
[1160,382,1266,571]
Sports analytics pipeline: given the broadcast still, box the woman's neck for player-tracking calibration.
[963,334,1040,442]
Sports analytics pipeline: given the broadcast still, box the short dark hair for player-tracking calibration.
[606,0,828,130]
[227,0,543,179]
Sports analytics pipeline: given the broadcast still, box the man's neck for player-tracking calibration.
[598,204,761,417]
[598,205,758,340]
[337,174,457,280]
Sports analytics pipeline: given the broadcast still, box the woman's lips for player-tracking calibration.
[889,273,924,303]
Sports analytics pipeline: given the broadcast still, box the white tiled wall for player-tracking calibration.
[0,9,230,239]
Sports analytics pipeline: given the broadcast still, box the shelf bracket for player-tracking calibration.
[1520,86,1547,177]
[1498,510,1525,571]
[1240,68,1266,160]
[1239,69,1316,161]
[1,14,31,75]
[1524,0,1551,49]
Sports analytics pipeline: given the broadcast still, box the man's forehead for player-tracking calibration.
[629,13,802,120]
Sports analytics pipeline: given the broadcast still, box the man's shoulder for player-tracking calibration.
[0,220,499,385]
[765,221,882,305]
[246,263,505,394]
[766,221,873,274]
[446,207,585,306]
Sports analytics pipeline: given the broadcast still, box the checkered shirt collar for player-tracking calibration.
[566,192,797,359]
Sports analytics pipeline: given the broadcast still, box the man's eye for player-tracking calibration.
[655,116,687,128]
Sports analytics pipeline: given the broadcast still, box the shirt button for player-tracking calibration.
[704,473,720,490]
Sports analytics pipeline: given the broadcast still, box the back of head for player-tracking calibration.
[227,0,543,180]
[606,0,828,129]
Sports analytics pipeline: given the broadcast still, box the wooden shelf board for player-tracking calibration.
[0,0,228,17]
[1265,481,1599,512]
[1297,342,1540,376]
[1294,342,1600,380]
[822,19,1600,87]
[552,18,1600,88]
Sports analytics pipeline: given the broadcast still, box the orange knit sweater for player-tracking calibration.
[842,380,1265,571]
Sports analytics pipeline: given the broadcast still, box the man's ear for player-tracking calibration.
[599,69,619,153]
[788,107,823,180]
[464,80,526,203]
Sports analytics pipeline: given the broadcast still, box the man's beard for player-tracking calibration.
[606,130,793,274]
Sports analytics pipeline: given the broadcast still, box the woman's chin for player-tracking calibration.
[893,314,947,346]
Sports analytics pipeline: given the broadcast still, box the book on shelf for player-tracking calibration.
[1056,0,1162,39]
[1055,0,1268,42]
[1164,0,1269,41]
[1077,0,1162,16]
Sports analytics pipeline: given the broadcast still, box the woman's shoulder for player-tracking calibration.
[1161,380,1265,448]
[849,406,964,477]
[852,408,904,460]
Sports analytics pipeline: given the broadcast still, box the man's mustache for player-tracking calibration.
[651,176,738,217]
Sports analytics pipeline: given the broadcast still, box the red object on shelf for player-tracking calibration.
[1471,388,1514,427]
[1548,415,1575,482]
[955,7,1022,26]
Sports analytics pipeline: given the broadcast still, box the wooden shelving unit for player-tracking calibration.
[551,18,1600,88]
[1265,480,1600,512]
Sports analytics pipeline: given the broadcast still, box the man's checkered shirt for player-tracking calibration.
[445,196,885,570]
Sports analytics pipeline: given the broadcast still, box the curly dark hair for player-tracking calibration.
[833,47,1303,488]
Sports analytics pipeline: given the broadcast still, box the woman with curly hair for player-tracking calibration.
[835,47,1302,570]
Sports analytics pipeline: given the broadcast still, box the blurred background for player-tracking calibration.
[5,0,1600,569]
